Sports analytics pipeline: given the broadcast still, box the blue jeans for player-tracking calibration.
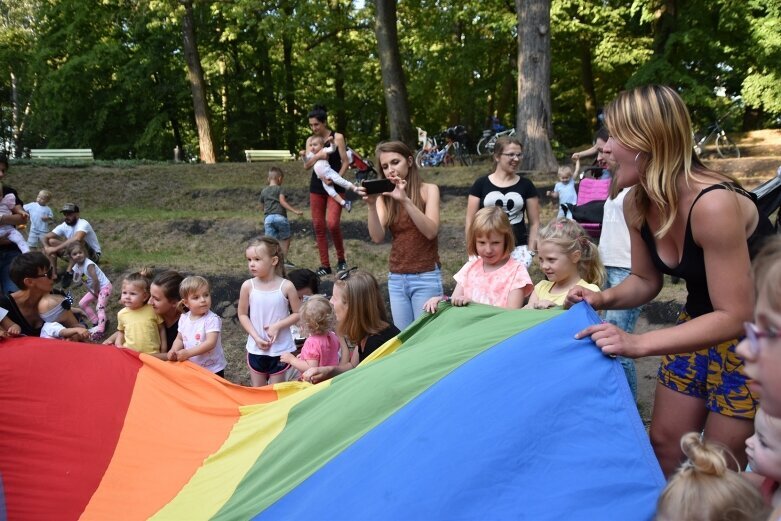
[264,214,291,240]
[388,267,443,331]
[603,266,643,401]
[0,247,20,294]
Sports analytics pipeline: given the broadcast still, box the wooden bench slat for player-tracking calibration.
[245,149,295,162]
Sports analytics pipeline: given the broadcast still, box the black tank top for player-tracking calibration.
[640,183,772,318]
[309,130,346,195]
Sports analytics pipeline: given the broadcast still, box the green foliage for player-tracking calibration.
[0,0,778,162]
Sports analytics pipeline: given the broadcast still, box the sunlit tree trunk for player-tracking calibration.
[516,0,557,173]
[375,0,415,147]
[181,0,215,163]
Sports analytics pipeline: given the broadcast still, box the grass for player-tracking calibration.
[7,159,676,390]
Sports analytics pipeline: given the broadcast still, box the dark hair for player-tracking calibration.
[0,154,8,169]
[595,127,609,143]
[307,105,328,123]
[152,270,184,302]
[287,269,319,294]
[10,252,51,288]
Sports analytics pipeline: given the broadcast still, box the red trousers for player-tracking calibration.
[310,192,345,267]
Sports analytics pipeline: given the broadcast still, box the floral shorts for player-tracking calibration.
[657,309,757,419]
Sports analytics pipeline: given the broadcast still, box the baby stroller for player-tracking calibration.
[562,158,612,239]
[348,148,378,183]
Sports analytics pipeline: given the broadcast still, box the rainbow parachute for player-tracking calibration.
[0,302,663,520]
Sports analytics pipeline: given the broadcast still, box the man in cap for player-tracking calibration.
[43,203,102,279]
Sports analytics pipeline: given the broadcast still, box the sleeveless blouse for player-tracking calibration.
[244,279,295,356]
[388,203,439,274]
[640,183,772,318]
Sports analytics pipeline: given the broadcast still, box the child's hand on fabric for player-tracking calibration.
[7,323,21,336]
[175,350,190,362]
[450,296,470,307]
[533,299,557,309]
[423,296,444,314]
[302,366,334,384]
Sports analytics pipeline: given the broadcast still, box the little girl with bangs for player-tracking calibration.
[425,207,532,312]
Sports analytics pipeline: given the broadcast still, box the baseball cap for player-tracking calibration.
[61,203,79,213]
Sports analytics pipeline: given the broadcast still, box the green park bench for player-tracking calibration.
[244,149,295,162]
[30,149,94,161]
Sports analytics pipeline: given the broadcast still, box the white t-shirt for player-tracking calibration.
[177,310,226,373]
[23,202,54,236]
[599,187,632,269]
[72,258,111,290]
[51,218,102,255]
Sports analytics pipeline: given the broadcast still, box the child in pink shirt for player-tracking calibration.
[281,295,341,376]
[424,206,533,312]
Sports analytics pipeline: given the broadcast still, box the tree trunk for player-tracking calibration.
[375,0,416,148]
[282,15,296,153]
[579,40,599,131]
[335,62,347,135]
[515,0,558,173]
[11,70,21,158]
[651,0,677,56]
[181,0,216,163]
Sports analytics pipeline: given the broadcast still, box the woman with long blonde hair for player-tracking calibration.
[568,85,772,477]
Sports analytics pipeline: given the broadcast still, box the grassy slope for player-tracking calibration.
[16,145,770,386]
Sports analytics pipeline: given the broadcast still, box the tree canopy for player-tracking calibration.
[0,0,778,161]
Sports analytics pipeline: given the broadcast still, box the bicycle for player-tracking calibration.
[476,127,516,156]
[693,110,741,159]
[415,126,473,168]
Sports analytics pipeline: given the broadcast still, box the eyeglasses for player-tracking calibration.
[32,266,54,279]
[337,266,358,281]
[501,153,523,159]
[743,322,780,357]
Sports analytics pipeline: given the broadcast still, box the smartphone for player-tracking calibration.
[362,178,396,194]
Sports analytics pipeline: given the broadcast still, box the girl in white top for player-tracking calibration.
[238,236,301,386]
[167,276,226,377]
[68,242,112,339]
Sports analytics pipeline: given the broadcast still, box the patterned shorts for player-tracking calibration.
[657,309,757,419]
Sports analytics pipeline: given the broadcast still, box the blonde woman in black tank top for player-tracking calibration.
[566,85,768,477]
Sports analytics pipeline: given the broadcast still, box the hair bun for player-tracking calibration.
[679,432,728,477]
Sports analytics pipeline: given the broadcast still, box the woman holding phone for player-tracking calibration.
[365,141,442,331]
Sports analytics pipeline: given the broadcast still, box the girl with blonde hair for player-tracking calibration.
[424,206,532,312]
[568,85,772,476]
[525,218,603,309]
[281,295,341,376]
[656,432,767,521]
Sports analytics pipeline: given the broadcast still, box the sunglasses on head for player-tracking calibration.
[337,267,358,281]
[32,266,54,279]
